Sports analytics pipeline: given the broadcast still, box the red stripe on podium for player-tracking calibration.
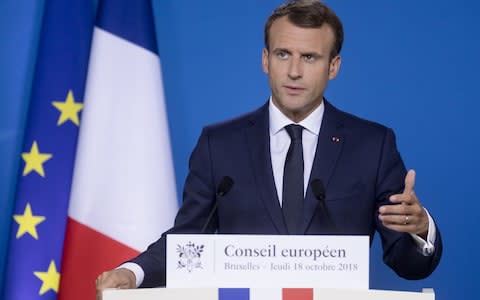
[58,217,139,300]
[282,288,313,300]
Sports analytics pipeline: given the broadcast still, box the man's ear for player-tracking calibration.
[262,48,269,74]
[328,55,341,80]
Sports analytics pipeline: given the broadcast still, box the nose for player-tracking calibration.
[288,57,303,80]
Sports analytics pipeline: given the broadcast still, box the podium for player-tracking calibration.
[103,287,435,300]
[103,234,436,299]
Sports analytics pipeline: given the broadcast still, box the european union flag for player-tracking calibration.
[3,1,94,299]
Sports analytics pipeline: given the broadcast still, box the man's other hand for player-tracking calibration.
[379,169,429,239]
[95,268,136,300]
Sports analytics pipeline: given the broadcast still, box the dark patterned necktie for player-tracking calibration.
[282,124,304,234]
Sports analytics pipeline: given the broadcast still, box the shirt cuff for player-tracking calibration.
[409,208,436,256]
[117,262,144,288]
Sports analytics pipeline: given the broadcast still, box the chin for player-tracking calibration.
[285,102,309,112]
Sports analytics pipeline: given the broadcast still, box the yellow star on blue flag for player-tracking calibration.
[34,260,60,295]
[21,141,52,177]
[52,89,83,126]
[13,202,46,239]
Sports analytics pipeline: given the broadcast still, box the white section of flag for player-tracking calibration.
[69,27,178,251]
[250,288,282,299]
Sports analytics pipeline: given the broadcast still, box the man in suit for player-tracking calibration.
[96,0,442,294]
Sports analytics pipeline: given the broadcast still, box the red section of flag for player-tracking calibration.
[283,288,313,300]
[58,217,139,300]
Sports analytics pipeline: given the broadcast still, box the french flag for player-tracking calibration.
[220,288,314,300]
[59,1,178,299]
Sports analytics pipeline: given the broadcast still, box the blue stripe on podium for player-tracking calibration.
[219,288,250,300]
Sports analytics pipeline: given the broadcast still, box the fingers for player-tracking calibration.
[379,204,410,227]
[389,169,417,205]
[379,209,415,226]
[96,269,136,300]
[379,169,429,236]
[379,207,429,236]
[403,169,416,195]
[379,198,429,236]
[379,199,423,216]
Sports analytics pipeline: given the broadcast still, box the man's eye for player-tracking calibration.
[277,51,289,59]
[303,54,315,62]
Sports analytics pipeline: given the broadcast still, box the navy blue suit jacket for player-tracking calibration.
[132,100,442,287]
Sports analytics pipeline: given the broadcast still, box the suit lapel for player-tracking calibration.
[302,100,345,233]
[245,103,288,234]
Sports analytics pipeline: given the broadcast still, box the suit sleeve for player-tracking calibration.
[375,128,442,279]
[130,128,217,287]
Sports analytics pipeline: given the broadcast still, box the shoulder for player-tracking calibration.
[201,102,268,137]
[325,100,394,137]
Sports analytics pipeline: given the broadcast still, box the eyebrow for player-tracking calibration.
[272,48,324,58]
[271,48,292,54]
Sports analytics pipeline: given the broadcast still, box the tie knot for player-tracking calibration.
[285,124,303,142]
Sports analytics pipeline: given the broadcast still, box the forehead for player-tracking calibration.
[268,16,335,53]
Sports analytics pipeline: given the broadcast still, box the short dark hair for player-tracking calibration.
[264,0,344,59]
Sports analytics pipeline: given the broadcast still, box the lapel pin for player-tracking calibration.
[331,136,341,142]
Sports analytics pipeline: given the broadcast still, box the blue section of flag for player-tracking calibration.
[96,0,158,54]
[219,288,250,300]
[2,0,94,299]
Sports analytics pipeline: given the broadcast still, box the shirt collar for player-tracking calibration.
[268,97,324,136]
